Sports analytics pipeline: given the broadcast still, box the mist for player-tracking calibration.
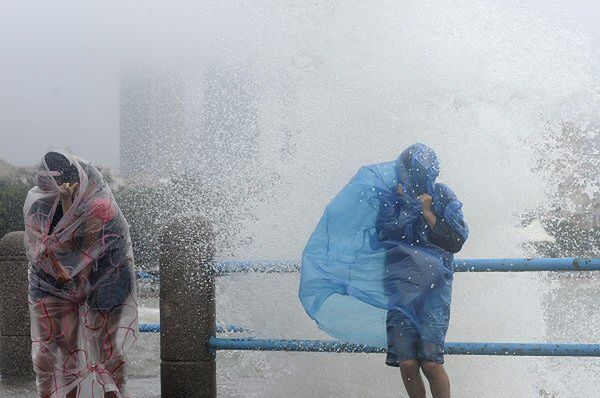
[2,1,600,397]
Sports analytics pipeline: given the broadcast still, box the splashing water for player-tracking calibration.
[4,0,600,397]
[207,2,599,397]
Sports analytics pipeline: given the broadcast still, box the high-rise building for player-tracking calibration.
[186,65,259,181]
[119,71,185,180]
[119,65,259,187]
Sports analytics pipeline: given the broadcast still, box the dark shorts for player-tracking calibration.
[385,310,445,366]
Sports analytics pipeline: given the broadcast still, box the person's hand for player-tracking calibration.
[47,253,72,284]
[418,193,433,214]
[56,268,72,284]
[58,182,79,199]
[418,193,437,228]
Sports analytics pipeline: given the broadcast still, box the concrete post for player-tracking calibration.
[0,231,34,378]
[160,214,216,398]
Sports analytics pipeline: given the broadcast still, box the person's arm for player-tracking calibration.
[59,182,78,214]
[47,183,80,283]
[45,251,71,283]
[376,185,421,242]
[46,182,86,284]
[77,196,119,281]
[42,184,74,284]
[418,193,437,228]
[75,217,103,286]
[428,218,466,253]
[418,193,465,253]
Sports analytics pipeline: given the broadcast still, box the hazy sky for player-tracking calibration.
[1,1,600,170]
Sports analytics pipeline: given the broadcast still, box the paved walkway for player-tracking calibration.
[0,294,162,397]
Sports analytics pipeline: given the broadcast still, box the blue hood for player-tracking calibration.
[396,143,439,197]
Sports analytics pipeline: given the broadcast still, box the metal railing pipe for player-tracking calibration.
[209,338,600,357]
[136,258,600,280]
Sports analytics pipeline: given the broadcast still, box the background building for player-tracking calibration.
[119,71,186,180]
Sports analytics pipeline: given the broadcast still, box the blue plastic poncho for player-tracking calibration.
[300,143,468,348]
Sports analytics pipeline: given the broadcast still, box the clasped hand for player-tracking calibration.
[396,185,434,215]
[58,182,79,199]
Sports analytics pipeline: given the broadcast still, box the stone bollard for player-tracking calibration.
[0,231,34,378]
[160,214,216,398]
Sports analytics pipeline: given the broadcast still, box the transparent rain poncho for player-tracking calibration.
[300,144,468,349]
[24,149,137,398]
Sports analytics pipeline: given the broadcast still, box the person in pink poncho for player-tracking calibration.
[24,149,138,398]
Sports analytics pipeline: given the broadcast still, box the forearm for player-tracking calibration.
[429,218,466,253]
[77,218,103,278]
[47,254,71,282]
[422,209,437,229]
[61,195,73,214]
[377,199,421,242]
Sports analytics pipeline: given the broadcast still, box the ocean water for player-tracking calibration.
[2,1,600,396]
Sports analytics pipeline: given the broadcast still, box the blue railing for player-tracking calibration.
[209,338,600,357]
[141,257,600,357]
[453,258,600,272]
[139,323,249,333]
[137,258,600,281]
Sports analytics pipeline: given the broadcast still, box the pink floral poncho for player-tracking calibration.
[24,149,138,398]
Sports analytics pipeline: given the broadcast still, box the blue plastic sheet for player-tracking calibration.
[300,144,468,347]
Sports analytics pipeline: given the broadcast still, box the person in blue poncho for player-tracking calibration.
[300,143,468,398]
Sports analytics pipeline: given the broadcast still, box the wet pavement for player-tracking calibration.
[0,294,162,398]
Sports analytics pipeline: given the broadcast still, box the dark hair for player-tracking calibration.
[44,152,79,184]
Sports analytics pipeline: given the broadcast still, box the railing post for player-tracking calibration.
[160,214,216,398]
[0,231,34,378]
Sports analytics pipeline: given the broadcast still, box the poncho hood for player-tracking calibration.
[396,143,439,197]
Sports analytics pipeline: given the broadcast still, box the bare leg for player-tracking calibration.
[420,361,450,398]
[30,297,82,398]
[86,311,128,398]
[105,314,128,396]
[399,359,426,398]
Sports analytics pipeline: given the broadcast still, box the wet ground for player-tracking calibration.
[4,273,600,397]
[0,292,162,398]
